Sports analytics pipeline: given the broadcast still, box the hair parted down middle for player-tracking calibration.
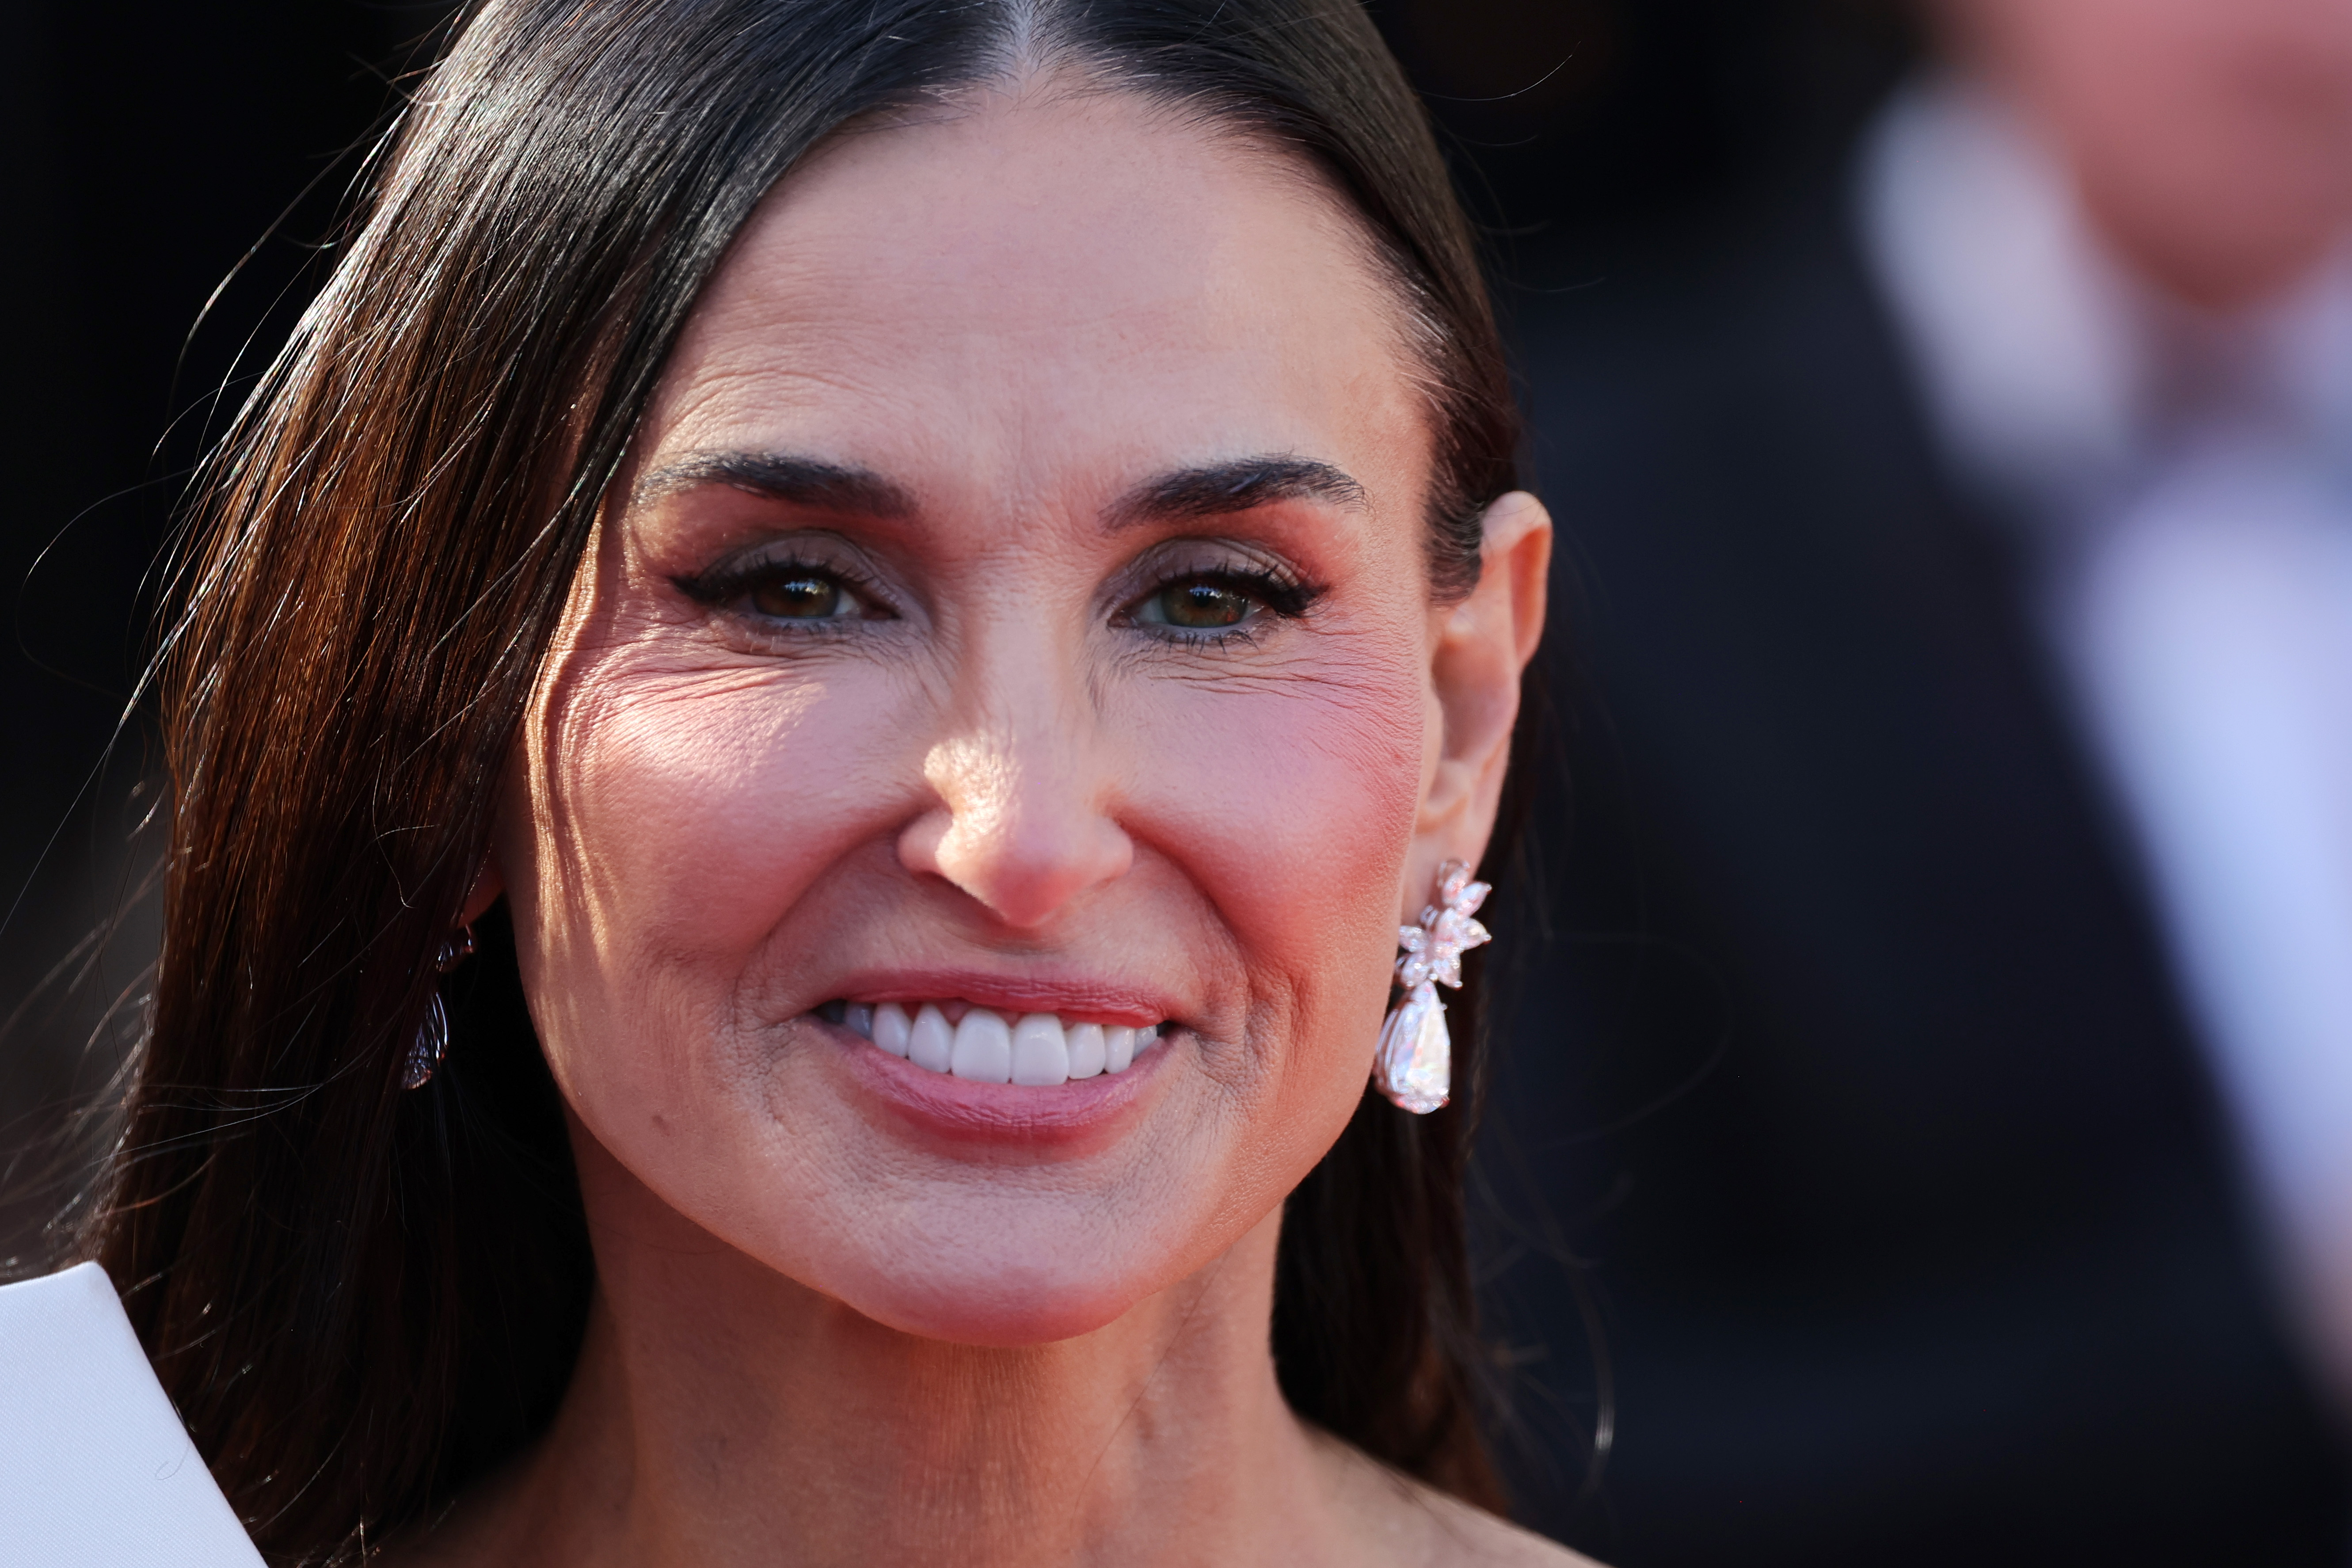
[78,1,1526,1558]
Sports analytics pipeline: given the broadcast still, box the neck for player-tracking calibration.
[464,1141,1343,1568]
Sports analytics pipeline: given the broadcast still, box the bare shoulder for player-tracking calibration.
[1312,1431,1605,1568]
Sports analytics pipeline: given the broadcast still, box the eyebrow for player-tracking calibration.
[632,451,916,518]
[1103,456,1367,530]
[632,449,1365,529]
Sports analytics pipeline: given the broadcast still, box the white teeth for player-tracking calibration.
[1066,1021,1106,1079]
[1011,1014,1071,1086]
[950,1009,1014,1083]
[908,1003,955,1073]
[855,1001,1166,1084]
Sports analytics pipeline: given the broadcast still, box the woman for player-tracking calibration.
[69,0,1566,1561]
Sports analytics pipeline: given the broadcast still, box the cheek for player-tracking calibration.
[1118,624,1428,1096]
[511,651,906,1090]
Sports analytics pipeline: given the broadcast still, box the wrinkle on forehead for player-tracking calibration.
[643,71,1435,481]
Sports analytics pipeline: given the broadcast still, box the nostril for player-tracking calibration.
[896,810,951,879]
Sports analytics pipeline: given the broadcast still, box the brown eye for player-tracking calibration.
[1144,580,1255,630]
[751,573,845,619]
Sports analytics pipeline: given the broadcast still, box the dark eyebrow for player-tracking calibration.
[632,451,915,518]
[1103,456,1367,531]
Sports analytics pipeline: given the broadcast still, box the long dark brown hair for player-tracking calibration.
[76,1,1526,1559]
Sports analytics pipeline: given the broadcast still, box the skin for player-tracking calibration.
[401,77,1573,1568]
[1942,0,2352,311]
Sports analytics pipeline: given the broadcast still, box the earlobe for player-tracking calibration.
[459,852,505,927]
[1414,490,1552,866]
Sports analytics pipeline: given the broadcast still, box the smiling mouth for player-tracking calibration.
[814,1000,1166,1087]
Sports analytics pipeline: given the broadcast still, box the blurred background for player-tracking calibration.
[4,2,2348,1564]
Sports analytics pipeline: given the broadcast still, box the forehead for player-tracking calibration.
[643,83,1427,495]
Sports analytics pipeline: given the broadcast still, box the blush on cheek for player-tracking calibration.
[1148,675,1416,849]
[551,663,890,957]
[1133,645,1426,1090]
[514,652,915,1126]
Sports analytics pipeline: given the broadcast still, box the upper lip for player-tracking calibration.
[816,968,1181,1028]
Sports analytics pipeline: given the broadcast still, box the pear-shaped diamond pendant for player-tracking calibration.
[1373,859,1490,1114]
[1375,979,1451,1114]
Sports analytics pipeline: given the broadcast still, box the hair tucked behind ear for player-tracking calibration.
[75,1,1525,1557]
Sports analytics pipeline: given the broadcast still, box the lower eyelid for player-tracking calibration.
[1130,610,1283,648]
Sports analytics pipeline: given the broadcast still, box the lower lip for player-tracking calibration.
[833,1027,1172,1155]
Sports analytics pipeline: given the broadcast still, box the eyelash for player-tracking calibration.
[1119,566,1324,645]
[671,556,888,627]
[671,554,1324,644]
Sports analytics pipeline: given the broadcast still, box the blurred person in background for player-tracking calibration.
[1878,0,2352,1408]
[1482,0,2352,1563]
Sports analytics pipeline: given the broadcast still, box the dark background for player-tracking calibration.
[21,4,2319,1567]
[0,0,474,1249]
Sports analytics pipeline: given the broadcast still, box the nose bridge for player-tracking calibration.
[924,708,1073,841]
[931,611,1090,806]
[906,614,1130,929]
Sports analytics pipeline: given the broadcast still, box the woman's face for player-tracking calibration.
[495,85,1540,1344]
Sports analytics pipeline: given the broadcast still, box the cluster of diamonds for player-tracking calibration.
[1395,860,1491,991]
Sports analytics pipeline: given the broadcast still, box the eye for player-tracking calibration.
[1133,577,1265,631]
[672,552,883,627]
[750,570,851,620]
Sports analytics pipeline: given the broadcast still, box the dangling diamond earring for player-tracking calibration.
[1374,859,1491,1115]
[403,925,477,1090]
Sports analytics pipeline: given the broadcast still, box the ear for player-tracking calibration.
[1406,490,1551,909]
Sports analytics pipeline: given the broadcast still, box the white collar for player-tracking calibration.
[0,1263,263,1564]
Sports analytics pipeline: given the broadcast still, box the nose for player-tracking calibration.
[897,704,1134,932]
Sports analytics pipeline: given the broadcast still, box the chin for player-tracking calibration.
[803,1220,1191,1347]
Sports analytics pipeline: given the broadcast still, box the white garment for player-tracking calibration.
[1860,78,2352,1397]
[0,1262,263,1566]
